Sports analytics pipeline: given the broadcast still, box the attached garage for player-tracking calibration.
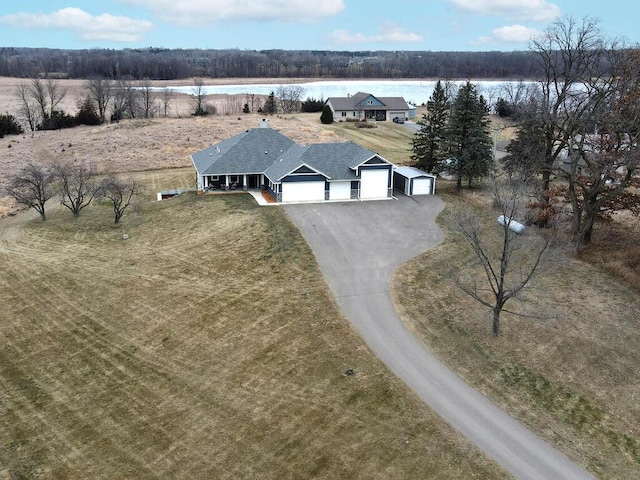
[360,168,390,199]
[281,181,325,203]
[329,181,351,200]
[394,166,436,196]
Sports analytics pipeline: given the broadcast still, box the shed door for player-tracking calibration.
[281,181,325,203]
[360,168,389,199]
[412,177,432,195]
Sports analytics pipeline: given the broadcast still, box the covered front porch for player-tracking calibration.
[363,109,387,121]
[203,173,264,192]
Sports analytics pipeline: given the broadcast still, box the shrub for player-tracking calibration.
[76,96,102,126]
[0,112,24,137]
[37,110,76,130]
[320,104,333,124]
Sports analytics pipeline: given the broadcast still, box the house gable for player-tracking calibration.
[354,93,385,108]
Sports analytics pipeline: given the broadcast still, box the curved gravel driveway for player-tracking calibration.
[285,195,594,480]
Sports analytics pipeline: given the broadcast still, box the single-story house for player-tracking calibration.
[325,92,411,122]
[394,166,437,195]
[191,120,395,203]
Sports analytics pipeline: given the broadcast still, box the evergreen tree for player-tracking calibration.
[443,81,493,191]
[0,112,24,137]
[76,96,102,126]
[501,112,547,181]
[262,91,277,115]
[411,80,448,172]
[320,104,333,124]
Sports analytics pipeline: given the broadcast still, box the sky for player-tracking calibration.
[0,0,638,52]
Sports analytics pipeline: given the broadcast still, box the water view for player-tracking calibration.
[155,79,535,105]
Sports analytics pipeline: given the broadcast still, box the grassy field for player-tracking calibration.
[392,182,640,479]
[322,119,416,165]
[0,172,507,479]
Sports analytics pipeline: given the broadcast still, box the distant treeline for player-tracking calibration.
[0,47,543,80]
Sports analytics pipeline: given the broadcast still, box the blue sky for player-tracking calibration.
[0,1,637,52]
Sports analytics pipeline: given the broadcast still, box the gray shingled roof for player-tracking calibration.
[265,142,376,182]
[192,127,383,183]
[191,128,296,175]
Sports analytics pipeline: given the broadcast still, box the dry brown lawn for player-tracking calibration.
[0,177,508,479]
[393,181,640,479]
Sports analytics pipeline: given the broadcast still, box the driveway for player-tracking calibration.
[285,195,593,480]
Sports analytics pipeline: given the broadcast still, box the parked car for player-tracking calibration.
[392,116,405,124]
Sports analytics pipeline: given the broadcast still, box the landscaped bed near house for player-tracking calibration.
[0,176,507,479]
[392,181,640,480]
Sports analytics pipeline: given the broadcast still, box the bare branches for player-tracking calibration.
[100,176,142,223]
[53,162,100,217]
[276,85,305,113]
[85,78,112,124]
[449,179,561,335]
[5,162,55,220]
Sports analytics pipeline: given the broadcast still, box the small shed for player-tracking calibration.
[393,166,436,196]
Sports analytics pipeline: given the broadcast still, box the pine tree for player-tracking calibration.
[262,91,277,115]
[443,81,493,191]
[320,104,333,124]
[411,80,448,172]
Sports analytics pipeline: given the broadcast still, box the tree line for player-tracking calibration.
[0,47,546,81]
[410,17,640,334]
[4,161,141,224]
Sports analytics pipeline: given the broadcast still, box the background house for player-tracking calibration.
[325,92,411,122]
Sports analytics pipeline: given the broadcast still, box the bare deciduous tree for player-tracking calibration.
[27,77,67,121]
[5,162,54,220]
[161,87,173,117]
[522,16,640,253]
[139,78,156,118]
[276,85,305,113]
[53,162,100,217]
[100,176,142,223]
[449,178,561,336]
[191,78,208,116]
[86,77,112,124]
[15,82,39,131]
[46,78,67,116]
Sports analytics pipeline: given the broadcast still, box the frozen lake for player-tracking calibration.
[155,79,534,105]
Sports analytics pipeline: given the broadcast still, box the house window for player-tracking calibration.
[367,100,373,105]
[352,112,356,116]
[341,112,347,117]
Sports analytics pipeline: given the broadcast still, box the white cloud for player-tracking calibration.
[329,24,423,45]
[122,0,345,25]
[0,7,154,42]
[474,24,540,45]
[449,0,561,22]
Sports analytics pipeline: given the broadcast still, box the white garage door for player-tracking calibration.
[329,181,351,200]
[360,169,389,199]
[281,181,325,203]
[412,177,432,195]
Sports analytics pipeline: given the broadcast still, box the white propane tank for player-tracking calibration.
[498,215,525,234]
